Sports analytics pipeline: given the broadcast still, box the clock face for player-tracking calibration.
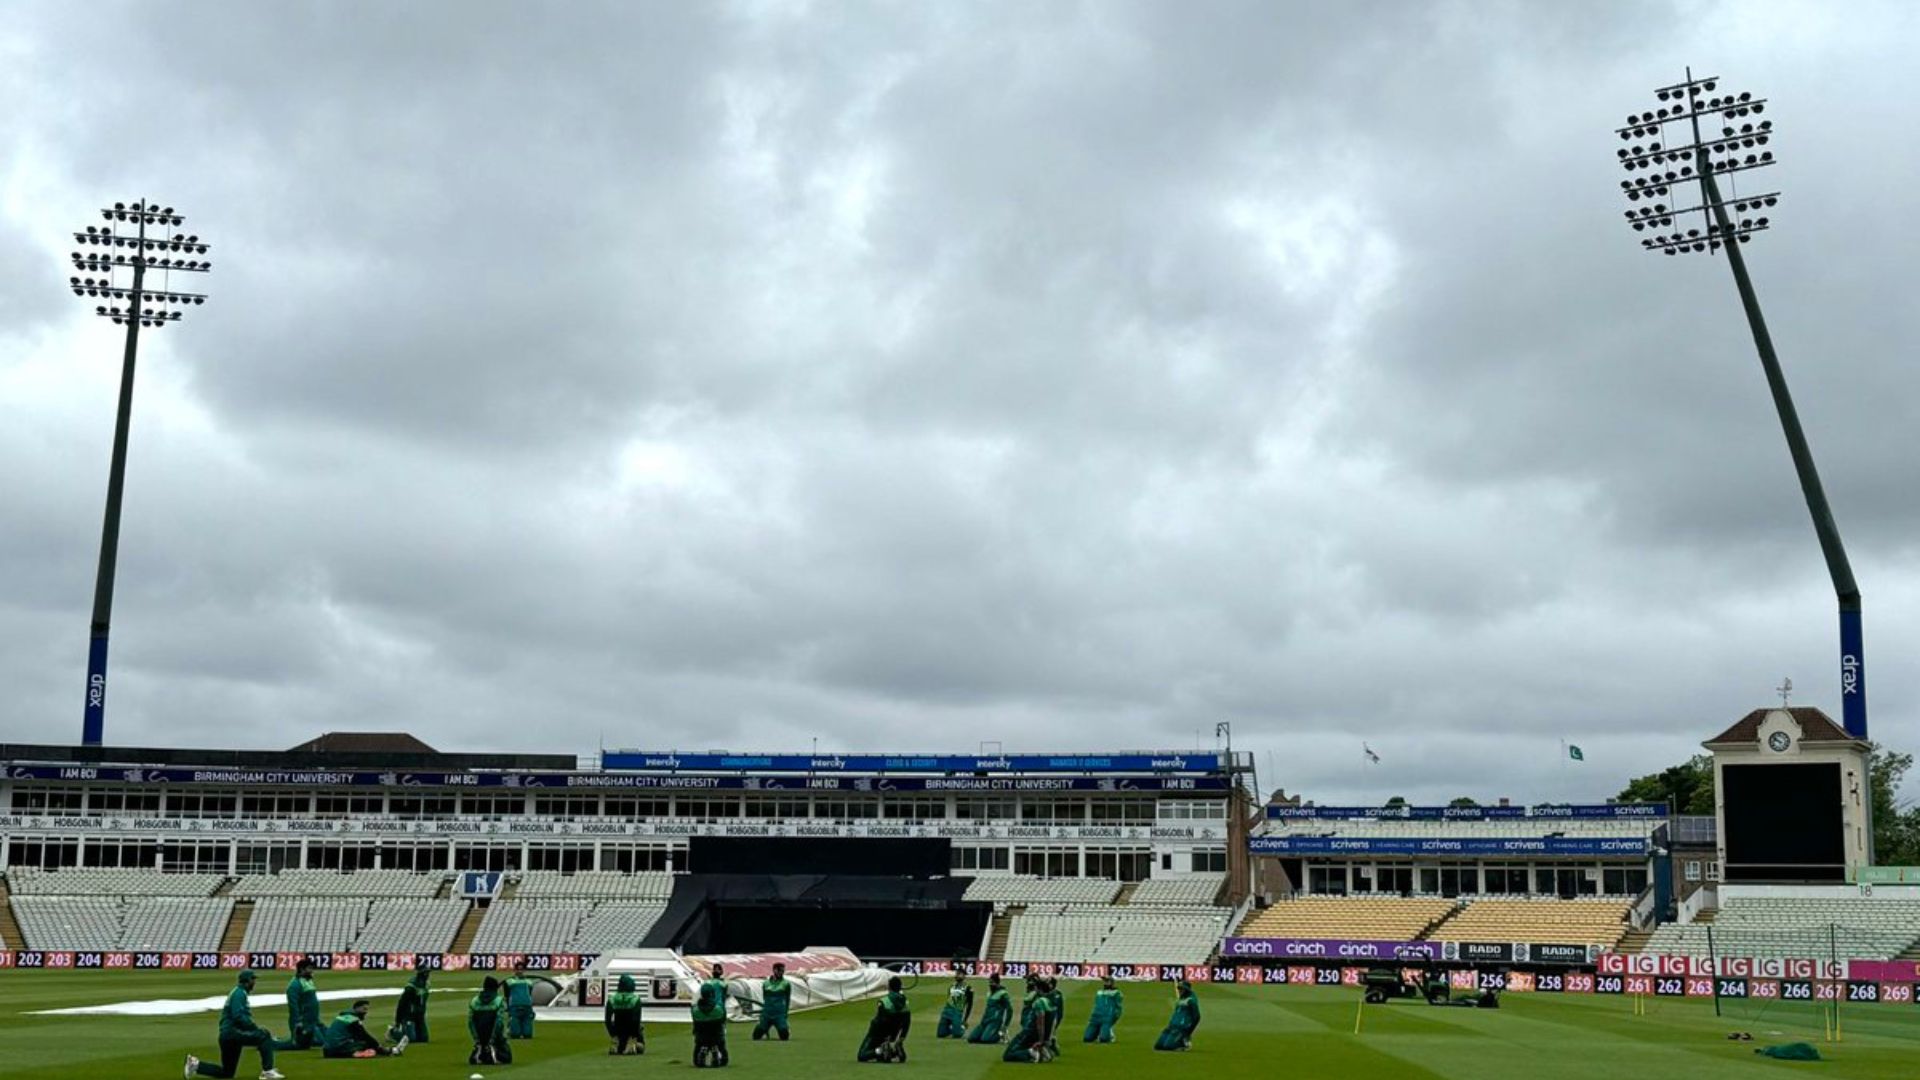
[1767,731,1791,752]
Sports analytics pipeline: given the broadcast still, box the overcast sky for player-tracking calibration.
[2,1,1916,806]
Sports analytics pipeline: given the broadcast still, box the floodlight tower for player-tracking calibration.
[67,199,212,746]
[1614,73,1865,739]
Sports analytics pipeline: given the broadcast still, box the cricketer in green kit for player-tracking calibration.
[390,967,431,1044]
[319,1000,407,1059]
[184,969,284,1080]
[603,973,645,1055]
[1152,980,1200,1052]
[752,961,792,1041]
[854,976,912,1063]
[1000,976,1056,1063]
[504,962,537,1039]
[965,974,1012,1043]
[935,972,974,1039]
[1083,975,1124,1043]
[467,976,512,1066]
[280,959,321,1051]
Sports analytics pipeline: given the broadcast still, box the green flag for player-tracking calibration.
[1567,745,1584,762]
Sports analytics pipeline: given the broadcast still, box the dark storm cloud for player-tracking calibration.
[2,0,1917,804]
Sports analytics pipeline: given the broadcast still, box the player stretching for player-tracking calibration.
[855,976,912,1063]
[504,963,537,1040]
[1000,976,1056,1063]
[389,968,431,1044]
[752,961,792,1041]
[1152,981,1200,1052]
[319,1001,407,1059]
[1083,976,1124,1043]
[184,969,285,1080]
[935,972,974,1038]
[467,976,513,1065]
[604,974,645,1055]
[280,960,321,1051]
[965,974,1012,1043]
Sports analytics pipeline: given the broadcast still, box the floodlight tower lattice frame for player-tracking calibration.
[68,199,212,746]
[1614,72,1865,739]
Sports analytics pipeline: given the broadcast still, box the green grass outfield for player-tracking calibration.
[4,970,1920,1080]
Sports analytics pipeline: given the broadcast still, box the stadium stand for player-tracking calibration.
[960,877,1121,907]
[572,901,669,952]
[1129,874,1225,906]
[5,868,224,897]
[471,901,590,954]
[1426,897,1631,948]
[230,871,444,899]
[1003,909,1113,962]
[241,899,370,952]
[10,896,124,950]
[1236,896,1457,941]
[512,872,675,901]
[1642,896,1920,961]
[1093,910,1231,964]
[121,898,235,951]
[352,899,466,953]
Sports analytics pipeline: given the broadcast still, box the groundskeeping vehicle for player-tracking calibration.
[1361,948,1500,1008]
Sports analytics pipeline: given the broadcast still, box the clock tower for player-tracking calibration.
[1703,707,1871,883]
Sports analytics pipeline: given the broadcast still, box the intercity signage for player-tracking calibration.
[1265,803,1666,821]
[1247,836,1650,856]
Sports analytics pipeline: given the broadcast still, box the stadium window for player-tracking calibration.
[604,796,669,819]
[1419,867,1439,895]
[1085,850,1119,879]
[13,787,84,814]
[1195,850,1227,873]
[1378,864,1414,894]
[955,798,1015,821]
[1353,865,1374,892]
[1308,865,1346,895]
[1706,861,1721,882]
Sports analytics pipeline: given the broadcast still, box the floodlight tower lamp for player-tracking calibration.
[65,198,211,745]
[1612,72,1865,739]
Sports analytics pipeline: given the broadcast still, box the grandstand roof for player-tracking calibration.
[288,732,438,754]
[1704,707,1860,747]
[0,737,574,772]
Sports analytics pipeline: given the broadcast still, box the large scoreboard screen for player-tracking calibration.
[1722,762,1845,882]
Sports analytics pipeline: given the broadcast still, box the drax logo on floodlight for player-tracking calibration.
[1615,76,1780,256]
[66,199,213,746]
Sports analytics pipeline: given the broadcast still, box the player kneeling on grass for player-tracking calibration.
[279,960,321,1052]
[389,968,431,1045]
[1001,976,1056,1064]
[855,976,912,1063]
[966,974,1011,1043]
[1152,981,1200,1052]
[935,972,973,1038]
[320,1001,407,1059]
[185,969,285,1080]
[752,962,791,1041]
[604,974,646,1055]
[1083,976,1123,1043]
[691,979,731,1067]
[467,977,513,1066]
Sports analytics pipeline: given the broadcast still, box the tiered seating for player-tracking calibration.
[572,902,668,952]
[961,878,1121,906]
[1643,896,1920,961]
[6,869,224,896]
[1004,910,1113,962]
[230,871,442,898]
[241,900,368,952]
[11,896,124,949]
[1427,898,1629,947]
[1237,896,1455,940]
[352,900,465,953]
[121,898,234,951]
[471,902,590,954]
[1130,875,1225,907]
[512,872,674,900]
[1093,910,1230,964]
